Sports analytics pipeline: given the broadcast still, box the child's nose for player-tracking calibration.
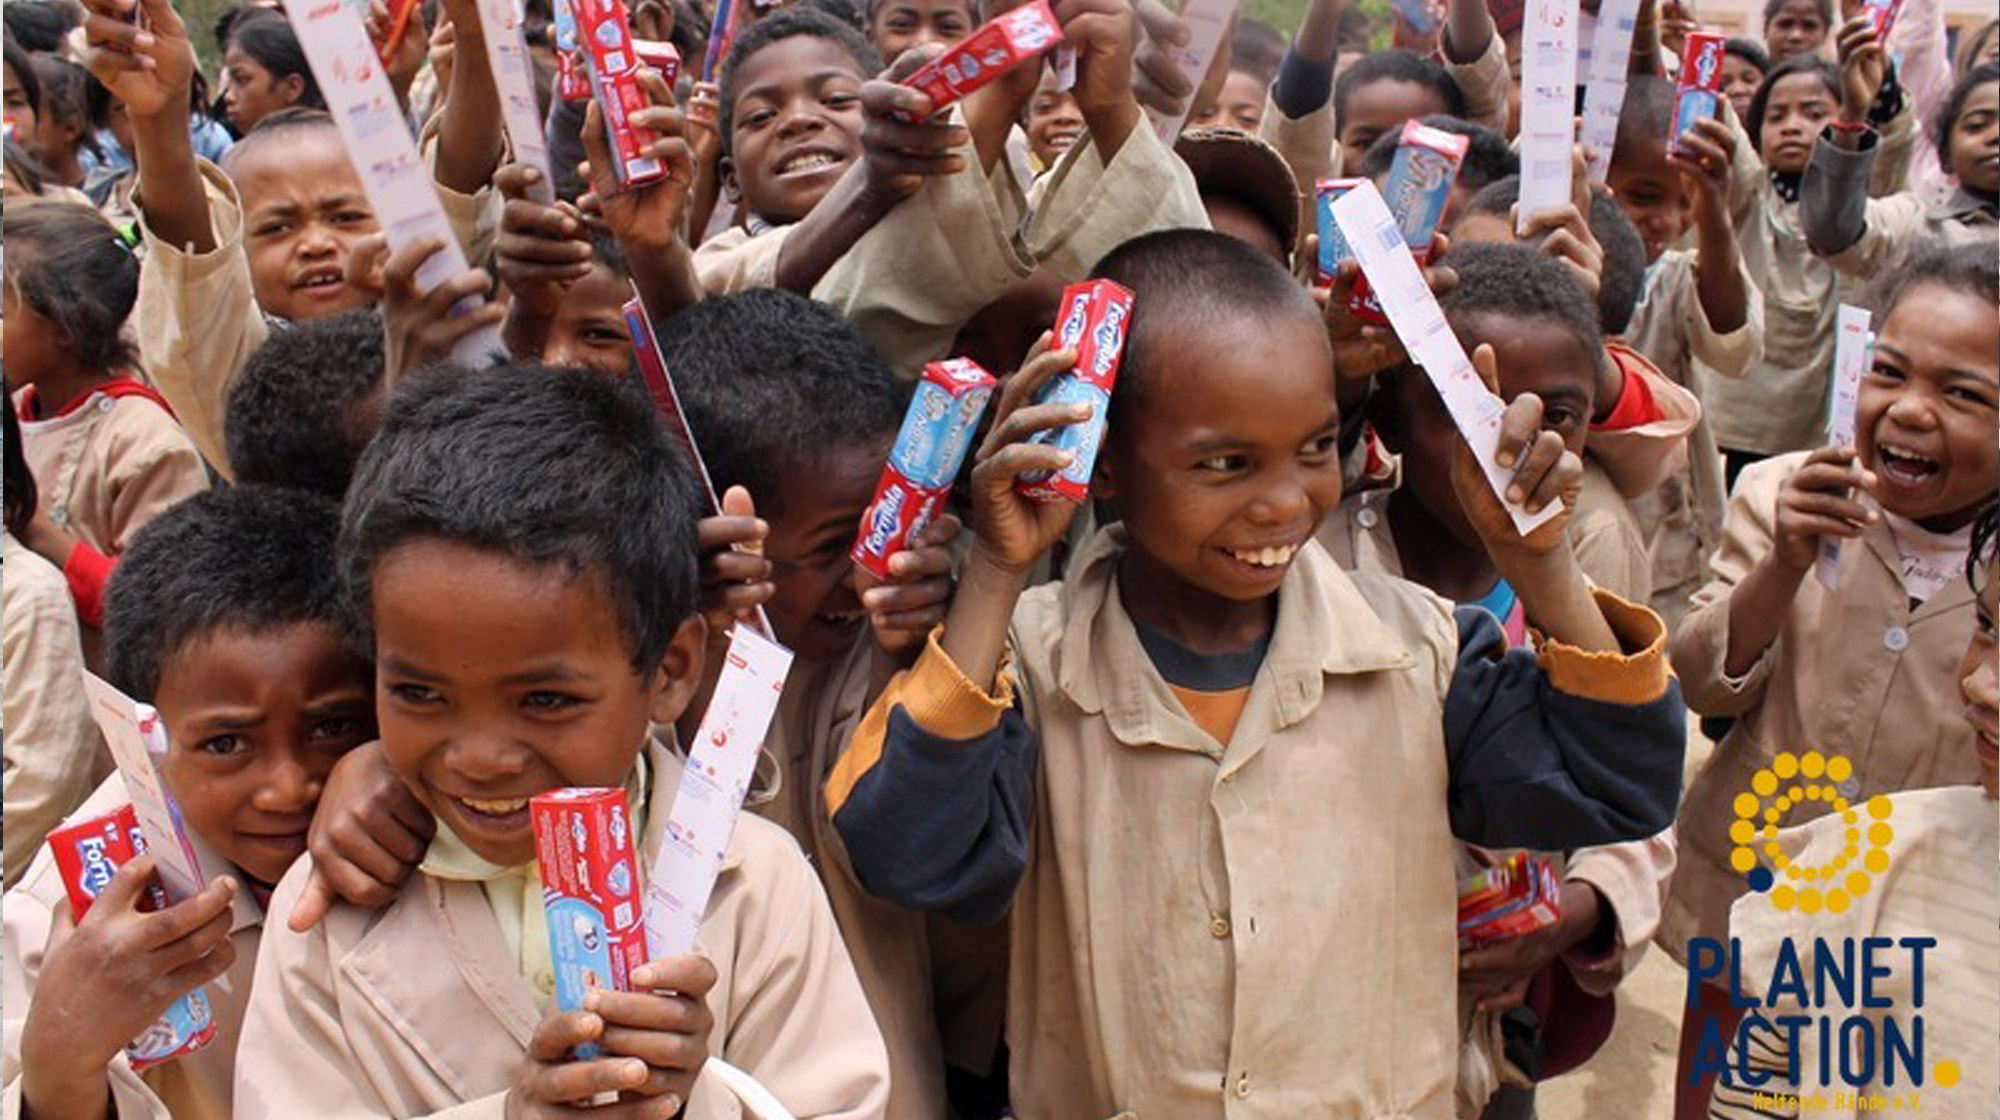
[443,731,534,781]
[255,753,322,815]
[1884,391,1939,429]
[1249,477,1313,523]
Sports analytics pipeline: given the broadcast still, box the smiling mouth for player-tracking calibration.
[457,795,531,816]
[294,269,345,293]
[1225,543,1300,569]
[776,149,844,176]
[1876,442,1941,486]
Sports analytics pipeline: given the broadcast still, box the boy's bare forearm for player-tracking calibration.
[939,546,1032,693]
[1495,546,1621,652]
[1694,213,1749,334]
[626,236,706,320]
[131,111,216,255]
[434,21,506,195]
[772,165,896,293]
[1723,551,1805,678]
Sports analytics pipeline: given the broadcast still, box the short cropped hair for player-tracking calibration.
[658,289,907,505]
[1089,228,1322,428]
[105,485,351,702]
[720,6,881,144]
[1358,114,1518,192]
[222,106,340,171]
[227,308,386,499]
[1333,51,1467,129]
[340,364,703,673]
[1614,74,1675,160]
[1440,241,1604,370]
[1762,0,1830,28]
[1456,175,1647,334]
[1872,238,1999,322]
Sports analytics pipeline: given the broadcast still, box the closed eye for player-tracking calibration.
[522,691,585,712]
[387,682,442,706]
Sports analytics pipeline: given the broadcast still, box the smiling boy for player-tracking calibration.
[4,484,377,1120]
[827,230,1685,1118]
[234,364,889,1119]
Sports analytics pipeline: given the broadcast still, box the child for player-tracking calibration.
[1188,64,1270,135]
[1803,60,1998,280]
[234,363,890,1118]
[2,393,103,887]
[490,165,636,375]
[223,308,387,499]
[662,289,977,1120]
[865,0,972,66]
[4,36,89,205]
[1761,0,1829,65]
[3,483,379,1118]
[832,229,1686,1117]
[1023,70,1084,170]
[1661,241,1998,1115]
[1605,74,1763,625]
[1174,128,1301,264]
[1721,37,1769,121]
[1707,501,1999,1118]
[4,200,208,633]
[27,54,98,191]
[1356,114,1518,237]
[218,10,322,135]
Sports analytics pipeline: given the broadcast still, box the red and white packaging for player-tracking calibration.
[573,0,666,187]
[633,39,682,85]
[533,788,647,1054]
[1860,0,1902,40]
[900,0,1064,117]
[1670,32,1726,151]
[1017,280,1133,504]
[1347,120,1468,325]
[853,360,996,578]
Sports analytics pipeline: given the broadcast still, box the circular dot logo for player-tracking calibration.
[1730,752,1889,912]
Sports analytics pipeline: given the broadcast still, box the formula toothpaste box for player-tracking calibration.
[1017,279,1133,504]
[899,0,1063,118]
[573,0,665,187]
[47,806,219,1070]
[1315,177,1365,283]
[533,788,648,1058]
[1671,32,1726,151]
[854,359,996,578]
[1347,120,1468,324]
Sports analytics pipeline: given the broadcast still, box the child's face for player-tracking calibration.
[1102,312,1343,602]
[1380,370,1480,546]
[1454,311,1597,455]
[372,540,704,866]
[1,276,60,389]
[724,36,867,225]
[1339,79,1449,176]
[869,0,973,67]
[221,45,302,135]
[1606,135,1692,262]
[1946,79,1999,198]
[1758,71,1837,175]
[155,623,377,889]
[1763,0,1826,64]
[1189,70,1267,134]
[228,130,380,322]
[544,263,634,376]
[1025,87,1084,167]
[761,437,892,663]
[1721,55,1765,120]
[1963,553,1998,798]
[3,62,37,141]
[1855,284,2000,530]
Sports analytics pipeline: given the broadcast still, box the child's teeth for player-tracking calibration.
[462,797,527,814]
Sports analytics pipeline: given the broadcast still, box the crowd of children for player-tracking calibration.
[0,0,1994,1115]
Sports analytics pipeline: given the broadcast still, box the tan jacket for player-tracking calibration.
[1,535,105,887]
[1660,452,1983,960]
[15,390,208,558]
[1620,249,1762,626]
[756,641,1006,1120]
[234,738,890,1119]
[1709,787,1997,1118]
[4,775,264,1120]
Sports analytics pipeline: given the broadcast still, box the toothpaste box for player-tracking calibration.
[573,0,665,187]
[1017,280,1133,504]
[1456,852,1563,951]
[900,0,1063,118]
[1860,0,1902,40]
[551,0,590,101]
[1347,120,1467,324]
[1671,32,1726,151]
[633,39,681,85]
[47,807,219,1070]
[533,788,648,1059]
[1315,177,1365,283]
[853,359,996,578]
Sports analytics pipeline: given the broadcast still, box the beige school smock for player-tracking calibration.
[3,775,264,1120]
[133,160,265,475]
[1,534,104,887]
[1659,453,1983,963]
[234,737,890,1120]
[15,390,208,558]
[1816,187,1995,280]
[1708,787,1997,1119]
[754,639,1005,1120]
[1621,248,1764,625]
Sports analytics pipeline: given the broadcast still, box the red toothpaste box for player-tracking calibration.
[552,0,590,101]
[47,807,218,1070]
[633,39,681,85]
[1671,32,1726,151]
[573,0,666,187]
[1860,0,1902,40]
[533,788,647,1058]
[854,359,996,578]
[900,0,1063,118]
[1017,280,1133,504]
[1456,852,1562,950]
[1348,119,1467,325]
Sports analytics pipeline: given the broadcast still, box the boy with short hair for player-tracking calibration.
[832,229,1686,1117]
[4,484,379,1120]
[235,363,890,1119]
[223,308,386,500]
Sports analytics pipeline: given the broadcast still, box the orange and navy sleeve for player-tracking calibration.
[1444,591,1683,850]
[825,627,1037,925]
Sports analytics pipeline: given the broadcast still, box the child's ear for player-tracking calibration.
[279,72,308,106]
[719,156,742,206]
[645,614,710,728]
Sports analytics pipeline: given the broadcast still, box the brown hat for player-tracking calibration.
[1173,127,1303,260]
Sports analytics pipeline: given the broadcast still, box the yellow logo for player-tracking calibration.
[1729,751,1893,913]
